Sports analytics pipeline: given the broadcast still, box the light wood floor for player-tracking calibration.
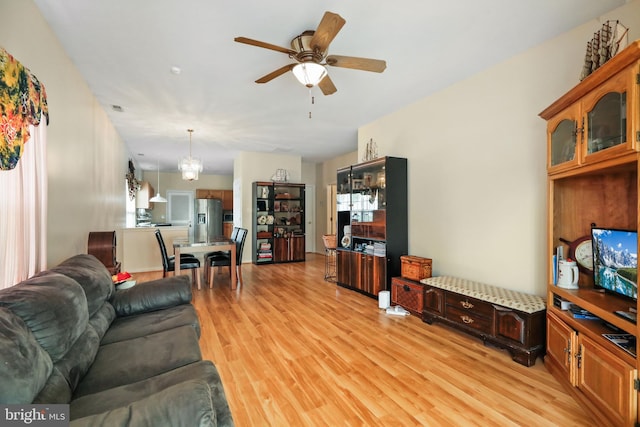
[135,254,593,426]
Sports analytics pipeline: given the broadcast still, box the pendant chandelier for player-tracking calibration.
[178,129,203,181]
[149,159,167,203]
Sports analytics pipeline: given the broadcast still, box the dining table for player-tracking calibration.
[173,236,237,290]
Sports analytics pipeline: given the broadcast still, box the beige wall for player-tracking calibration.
[1,0,130,267]
[234,151,302,263]
[316,151,358,250]
[358,1,640,295]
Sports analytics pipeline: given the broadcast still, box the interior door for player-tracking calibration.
[327,184,336,234]
[305,184,315,253]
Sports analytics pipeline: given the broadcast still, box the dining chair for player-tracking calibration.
[203,227,240,283]
[207,228,247,288]
[155,229,202,289]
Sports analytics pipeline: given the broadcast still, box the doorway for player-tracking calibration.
[326,184,336,234]
[305,185,316,253]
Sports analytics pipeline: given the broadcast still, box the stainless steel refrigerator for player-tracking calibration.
[194,199,223,242]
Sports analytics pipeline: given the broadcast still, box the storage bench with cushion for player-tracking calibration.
[421,276,546,366]
[0,254,234,426]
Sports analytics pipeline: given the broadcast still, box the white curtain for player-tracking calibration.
[0,119,48,289]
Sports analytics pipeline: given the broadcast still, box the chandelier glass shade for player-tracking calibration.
[292,62,327,87]
[178,129,203,181]
[149,159,167,203]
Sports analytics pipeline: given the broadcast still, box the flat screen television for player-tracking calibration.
[591,227,638,301]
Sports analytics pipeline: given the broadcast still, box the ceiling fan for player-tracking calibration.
[234,11,386,95]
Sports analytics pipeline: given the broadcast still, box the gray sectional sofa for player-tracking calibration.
[0,254,234,426]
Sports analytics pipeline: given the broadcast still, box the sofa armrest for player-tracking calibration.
[70,380,216,427]
[110,275,192,317]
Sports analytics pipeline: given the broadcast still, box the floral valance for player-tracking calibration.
[0,47,49,170]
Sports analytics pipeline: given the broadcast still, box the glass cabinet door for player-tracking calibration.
[580,65,635,164]
[547,103,581,173]
[273,184,304,238]
[336,167,352,249]
[586,91,626,155]
[336,167,351,213]
[550,119,577,166]
[350,159,386,244]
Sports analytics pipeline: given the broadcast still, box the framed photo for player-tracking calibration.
[274,201,281,212]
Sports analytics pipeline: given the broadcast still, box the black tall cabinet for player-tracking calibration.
[336,156,408,296]
[252,181,305,265]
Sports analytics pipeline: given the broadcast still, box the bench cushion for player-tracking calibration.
[421,276,546,313]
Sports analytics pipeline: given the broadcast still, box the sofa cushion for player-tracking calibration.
[51,326,101,391]
[102,304,200,345]
[70,361,227,421]
[0,273,88,362]
[73,325,203,398]
[109,275,192,317]
[88,302,116,342]
[69,380,216,427]
[0,307,52,403]
[32,367,72,404]
[49,254,114,317]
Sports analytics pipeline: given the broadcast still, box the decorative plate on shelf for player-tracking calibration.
[341,235,351,248]
[266,215,274,224]
[257,215,267,225]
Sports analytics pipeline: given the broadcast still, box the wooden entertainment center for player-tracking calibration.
[539,41,640,427]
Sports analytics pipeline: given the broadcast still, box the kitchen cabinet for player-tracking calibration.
[335,157,407,297]
[135,181,155,209]
[539,41,640,426]
[252,182,305,264]
[222,222,233,239]
[195,189,233,210]
[222,190,233,210]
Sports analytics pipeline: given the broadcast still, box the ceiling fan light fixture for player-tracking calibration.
[292,63,327,88]
[178,129,203,181]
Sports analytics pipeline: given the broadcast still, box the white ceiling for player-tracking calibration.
[33,0,626,174]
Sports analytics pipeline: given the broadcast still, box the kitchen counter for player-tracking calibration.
[121,226,190,272]
[126,225,190,231]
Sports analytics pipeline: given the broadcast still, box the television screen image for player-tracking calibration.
[591,227,638,300]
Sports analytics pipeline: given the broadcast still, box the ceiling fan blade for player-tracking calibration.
[325,55,387,73]
[310,12,346,53]
[318,75,337,95]
[255,64,296,84]
[234,37,296,55]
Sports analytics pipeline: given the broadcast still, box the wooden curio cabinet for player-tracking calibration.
[540,41,640,427]
[252,182,305,265]
[335,157,408,297]
[546,52,637,174]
